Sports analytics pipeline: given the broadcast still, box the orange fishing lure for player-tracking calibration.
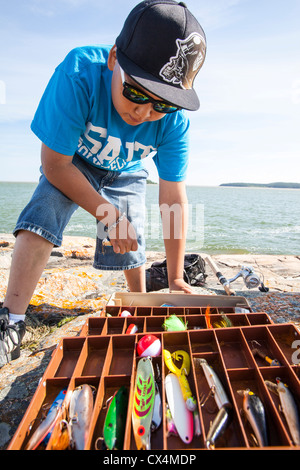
[205,305,212,329]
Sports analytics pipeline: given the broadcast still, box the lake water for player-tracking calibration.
[0,182,299,255]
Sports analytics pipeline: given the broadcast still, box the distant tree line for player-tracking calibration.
[220,182,300,189]
[146,179,157,184]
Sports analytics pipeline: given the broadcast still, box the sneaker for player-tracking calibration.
[0,307,26,367]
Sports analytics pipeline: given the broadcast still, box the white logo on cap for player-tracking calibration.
[159,32,206,89]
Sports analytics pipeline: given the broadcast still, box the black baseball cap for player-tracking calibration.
[116,0,206,111]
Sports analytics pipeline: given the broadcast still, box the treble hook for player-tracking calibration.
[199,386,219,414]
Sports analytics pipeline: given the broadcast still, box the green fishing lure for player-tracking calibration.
[162,315,187,331]
[103,386,129,450]
[132,357,155,450]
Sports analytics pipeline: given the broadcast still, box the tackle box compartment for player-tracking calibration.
[80,310,273,336]
[8,294,300,451]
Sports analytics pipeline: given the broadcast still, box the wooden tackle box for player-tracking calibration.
[8,294,300,451]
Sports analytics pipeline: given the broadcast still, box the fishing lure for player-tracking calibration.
[132,357,156,450]
[193,407,202,437]
[196,358,230,410]
[162,315,187,332]
[25,389,67,450]
[265,378,300,446]
[166,405,178,437]
[251,341,281,366]
[238,389,268,447]
[205,306,212,329]
[69,384,95,450]
[195,358,232,448]
[151,365,162,433]
[213,315,233,329]
[48,414,71,451]
[165,373,194,444]
[163,349,197,412]
[206,404,233,450]
[103,386,129,450]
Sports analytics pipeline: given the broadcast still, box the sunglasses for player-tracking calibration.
[119,67,179,114]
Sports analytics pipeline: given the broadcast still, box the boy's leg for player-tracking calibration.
[0,164,80,366]
[3,230,54,315]
[124,265,146,292]
[0,230,53,367]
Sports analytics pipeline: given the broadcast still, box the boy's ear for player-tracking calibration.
[107,45,117,71]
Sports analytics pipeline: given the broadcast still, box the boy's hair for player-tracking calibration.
[116,0,206,111]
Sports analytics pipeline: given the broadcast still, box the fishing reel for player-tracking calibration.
[228,266,269,292]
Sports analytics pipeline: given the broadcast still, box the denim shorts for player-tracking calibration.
[14,154,148,271]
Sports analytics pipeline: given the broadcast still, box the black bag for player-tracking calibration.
[146,254,207,292]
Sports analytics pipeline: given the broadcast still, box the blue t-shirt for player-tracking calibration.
[31,45,190,182]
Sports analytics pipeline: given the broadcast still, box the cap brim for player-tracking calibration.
[117,49,200,111]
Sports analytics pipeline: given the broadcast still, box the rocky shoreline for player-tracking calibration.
[0,233,299,449]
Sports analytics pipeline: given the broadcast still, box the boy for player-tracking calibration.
[0,0,206,366]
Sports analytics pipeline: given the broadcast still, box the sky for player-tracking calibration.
[0,0,299,186]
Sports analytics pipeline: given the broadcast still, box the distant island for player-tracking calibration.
[220,182,300,189]
[146,179,158,184]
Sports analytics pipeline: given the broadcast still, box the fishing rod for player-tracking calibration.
[204,255,269,296]
[204,255,236,296]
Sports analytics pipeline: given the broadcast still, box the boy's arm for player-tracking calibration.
[159,178,192,294]
[41,143,138,254]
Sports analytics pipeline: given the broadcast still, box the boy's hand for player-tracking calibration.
[108,216,138,254]
[40,144,139,256]
[169,278,193,294]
